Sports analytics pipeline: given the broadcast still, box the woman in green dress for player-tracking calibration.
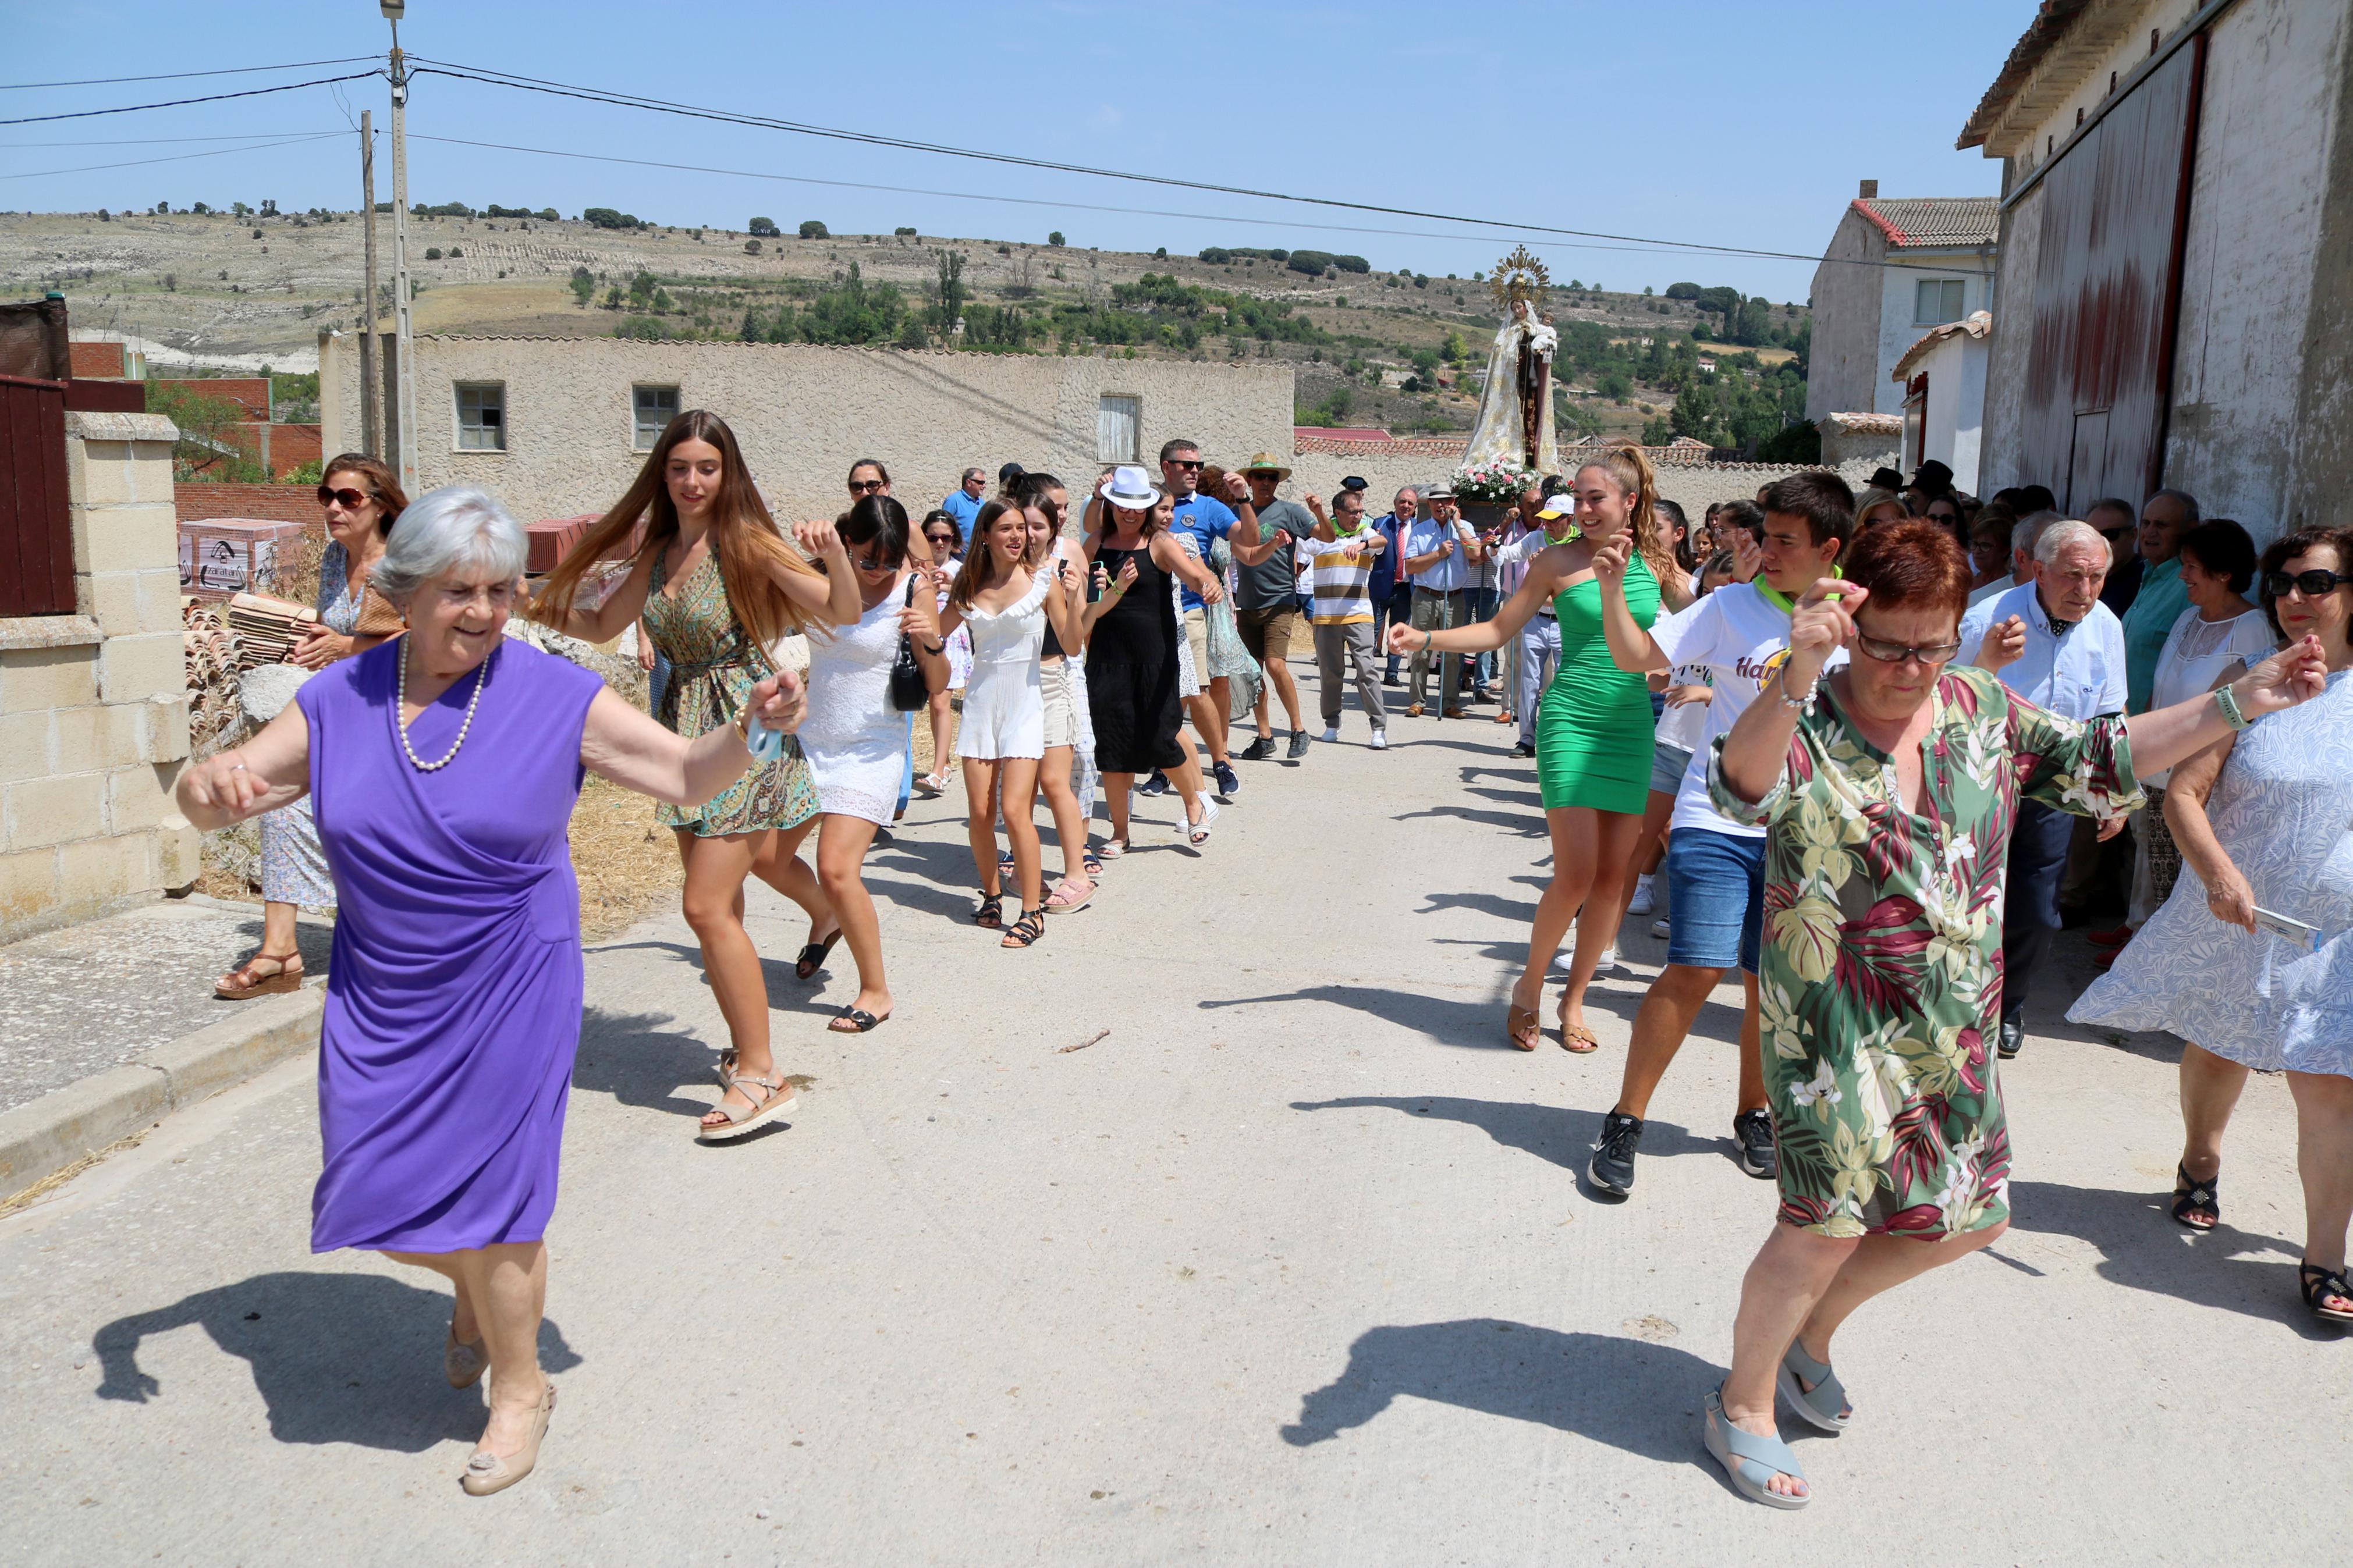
[1697,521,2327,1508]
[534,411,862,1140]
[1392,446,1691,1052]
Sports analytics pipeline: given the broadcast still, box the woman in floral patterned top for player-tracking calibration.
[1691,522,2327,1509]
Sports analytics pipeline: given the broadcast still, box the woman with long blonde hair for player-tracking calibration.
[1392,446,1691,1053]
[535,410,860,1140]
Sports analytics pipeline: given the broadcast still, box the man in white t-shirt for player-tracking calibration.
[1584,471,1857,1199]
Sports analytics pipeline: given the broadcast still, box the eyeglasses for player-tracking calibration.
[848,478,886,495]
[1166,458,1202,471]
[317,485,369,510]
[2266,568,2352,599]
[1855,631,1962,666]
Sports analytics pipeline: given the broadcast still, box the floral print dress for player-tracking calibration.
[643,546,819,837]
[1708,664,2140,1239]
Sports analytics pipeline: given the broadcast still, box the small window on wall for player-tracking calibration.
[455,382,505,451]
[1913,278,1966,326]
[633,385,680,449]
[1097,394,1140,464]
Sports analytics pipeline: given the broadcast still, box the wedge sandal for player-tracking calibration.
[214,951,303,1001]
[1701,1387,1808,1509]
[1777,1340,1851,1432]
[695,1069,798,1142]
[461,1381,556,1497]
[443,1325,488,1390]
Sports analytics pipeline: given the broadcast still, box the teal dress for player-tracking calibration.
[1535,555,1657,813]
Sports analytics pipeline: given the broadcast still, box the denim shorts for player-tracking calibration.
[1665,826,1765,975]
[1648,741,1693,797]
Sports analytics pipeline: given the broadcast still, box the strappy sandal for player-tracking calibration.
[1777,1339,1851,1432]
[444,1324,488,1390]
[828,1007,889,1034]
[1556,993,1599,1054]
[214,951,303,1000]
[1083,852,1105,877]
[1702,1386,1808,1509]
[1504,1002,1541,1052]
[695,1069,798,1143]
[1096,838,1128,861]
[461,1380,556,1497]
[2298,1262,2353,1325]
[1044,876,1094,913]
[2170,1162,2220,1231]
[1000,908,1046,950]
[1187,799,1220,847]
[794,926,844,982]
[973,891,1004,929]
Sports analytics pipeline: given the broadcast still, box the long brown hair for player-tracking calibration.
[949,499,1024,611]
[1577,446,1678,592]
[533,408,818,648]
[320,451,407,536]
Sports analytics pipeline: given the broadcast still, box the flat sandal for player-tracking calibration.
[215,951,302,1001]
[1503,1003,1540,1052]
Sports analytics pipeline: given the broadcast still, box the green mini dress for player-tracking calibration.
[1535,554,1658,814]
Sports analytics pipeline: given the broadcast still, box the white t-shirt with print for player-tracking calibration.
[1651,581,1846,840]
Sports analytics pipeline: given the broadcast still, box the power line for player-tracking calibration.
[0,132,347,181]
[408,58,1828,267]
[0,71,382,127]
[0,56,381,91]
[0,130,347,148]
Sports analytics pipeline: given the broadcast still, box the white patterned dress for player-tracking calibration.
[801,572,918,826]
[2071,668,2353,1074]
[257,539,364,908]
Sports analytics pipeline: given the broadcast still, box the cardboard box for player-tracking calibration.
[178,517,313,601]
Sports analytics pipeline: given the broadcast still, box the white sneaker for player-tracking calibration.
[1626,874,1655,916]
[1558,945,1623,975]
[1651,918,1671,940]
[1369,730,1387,750]
[1320,727,1340,743]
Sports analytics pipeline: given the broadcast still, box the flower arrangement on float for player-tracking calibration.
[1447,458,1538,506]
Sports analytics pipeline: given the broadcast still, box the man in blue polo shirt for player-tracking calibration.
[939,466,987,543]
[1156,437,1258,801]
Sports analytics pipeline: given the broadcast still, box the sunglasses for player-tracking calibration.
[848,478,886,495]
[1166,458,1203,471]
[852,552,896,573]
[2266,568,2352,599]
[1855,631,1962,666]
[317,485,370,510]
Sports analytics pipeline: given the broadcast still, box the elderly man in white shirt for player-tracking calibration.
[1958,516,2127,1059]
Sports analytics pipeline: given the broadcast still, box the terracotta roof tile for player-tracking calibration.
[1852,197,2000,249]
[1891,310,1993,381]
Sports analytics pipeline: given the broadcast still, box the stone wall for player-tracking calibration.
[0,412,197,942]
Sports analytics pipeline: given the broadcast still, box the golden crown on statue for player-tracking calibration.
[1487,245,1550,312]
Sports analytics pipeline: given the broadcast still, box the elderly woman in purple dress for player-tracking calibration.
[175,487,805,1497]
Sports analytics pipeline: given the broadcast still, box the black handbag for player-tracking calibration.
[887,576,929,712]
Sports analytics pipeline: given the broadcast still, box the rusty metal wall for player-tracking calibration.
[0,373,73,617]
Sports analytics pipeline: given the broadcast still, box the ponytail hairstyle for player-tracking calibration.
[949,499,1024,610]
[1577,445,1680,592]
[534,408,819,649]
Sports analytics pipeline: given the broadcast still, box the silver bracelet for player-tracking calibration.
[2213,683,2251,731]
[1773,664,1819,716]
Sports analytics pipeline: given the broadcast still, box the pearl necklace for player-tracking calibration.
[398,635,494,772]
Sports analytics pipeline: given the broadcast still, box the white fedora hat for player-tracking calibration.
[1098,465,1163,509]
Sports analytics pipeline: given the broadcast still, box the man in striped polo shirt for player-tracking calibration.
[1298,486,1390,749]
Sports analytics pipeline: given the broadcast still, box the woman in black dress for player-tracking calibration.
[1083,465,1221,851]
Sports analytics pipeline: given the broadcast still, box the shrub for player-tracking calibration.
[744,239,762,254]
[1046,231,1064,246]
[446,247,462,259]
[424,247,442,261]
[748,216,780,236]
[1287,250,1336,275]
[1199,247,1232,264]
[413,201,473,218]
[616,315,669,340]
[798,219,828,239]
[895,226,917,237]
[569,266,595,307]
[1664,282,1701,301]
[536,208,558,221]
[584,207,645,230]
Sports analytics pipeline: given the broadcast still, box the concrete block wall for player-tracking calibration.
[0,411,196,942]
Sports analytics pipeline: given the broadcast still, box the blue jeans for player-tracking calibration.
[1663,826,1765,975]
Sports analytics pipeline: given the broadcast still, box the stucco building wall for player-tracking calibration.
[1805,214,1886,424]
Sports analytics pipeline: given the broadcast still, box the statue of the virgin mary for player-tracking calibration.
[1461,246,1559,476]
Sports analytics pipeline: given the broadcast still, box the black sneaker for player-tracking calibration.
[1137,770,1170,797]
[1286,730,1311,760]
[1212,761,1240,800]
[1998,1019,2024,1059]
[1733,1108,1777,1180]
[1238,735,1275,762]
[1513,739,1536,758]
[1588,1111,1644,1197]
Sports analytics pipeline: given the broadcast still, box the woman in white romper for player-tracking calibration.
[800,496,947,1031]
[939,499,1083,948]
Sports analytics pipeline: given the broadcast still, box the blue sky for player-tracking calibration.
[3,1,2029,300]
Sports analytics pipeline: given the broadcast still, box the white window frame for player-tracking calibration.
[633,384,680,449]
[1097,394,1141,464]
[454,382,506,452]
[1912,278,1966,327]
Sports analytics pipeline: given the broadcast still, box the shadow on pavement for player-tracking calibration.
[1392,804,1548,838]
[573,1006,726,1119]
[1291,1096,1722,1175]
[1280,1319,1718,1457]
[1199,984,1511,1051]
[91,1271,583,1450]
[2006,1180,2341,1338]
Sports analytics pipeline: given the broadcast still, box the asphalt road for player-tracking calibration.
[2,682,2342,1564]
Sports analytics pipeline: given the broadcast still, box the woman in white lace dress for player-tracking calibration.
[800,496,947,1032]
[939,500,1083,948]
[2071,525,2353,1327]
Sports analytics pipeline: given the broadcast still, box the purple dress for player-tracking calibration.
[297,638,603,1253]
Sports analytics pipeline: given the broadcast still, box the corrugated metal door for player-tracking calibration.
[0,372,73,617]
[2018,44,2203,510]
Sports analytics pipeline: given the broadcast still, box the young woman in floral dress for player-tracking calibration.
[1694,521,2327,1508]
[534,411,861,1140]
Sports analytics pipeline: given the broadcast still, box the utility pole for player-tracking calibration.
[384,2,418,495]
[359,109,381,459]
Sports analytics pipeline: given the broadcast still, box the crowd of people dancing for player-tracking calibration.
[176,421,2351,1502]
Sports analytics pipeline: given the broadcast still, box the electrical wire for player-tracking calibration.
[0,131,347,148]
[0,56,382,91]
[0,131,346,181]
[408,58,1827,266]
[0,72,382,127]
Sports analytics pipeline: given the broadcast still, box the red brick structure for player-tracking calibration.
[175,482,318,524]
[69,340,129,378]
[154,377,271,419]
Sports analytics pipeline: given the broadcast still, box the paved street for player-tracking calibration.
[2,675,2344,1564]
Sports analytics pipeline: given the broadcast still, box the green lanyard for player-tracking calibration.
[1753,566,1842,616]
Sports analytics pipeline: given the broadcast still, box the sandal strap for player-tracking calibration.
[1708,1393,1804,1478]
[1781,1341,1847,1411]
[2299,1263,2351,1298]
[711,1071,783,1123]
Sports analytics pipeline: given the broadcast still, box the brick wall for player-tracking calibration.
[154,377,270,420]
[175,481,317,524]
[69,341,127,378]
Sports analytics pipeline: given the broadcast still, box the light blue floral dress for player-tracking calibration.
[2071,668,2353,1074]
[258,540,365,908]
